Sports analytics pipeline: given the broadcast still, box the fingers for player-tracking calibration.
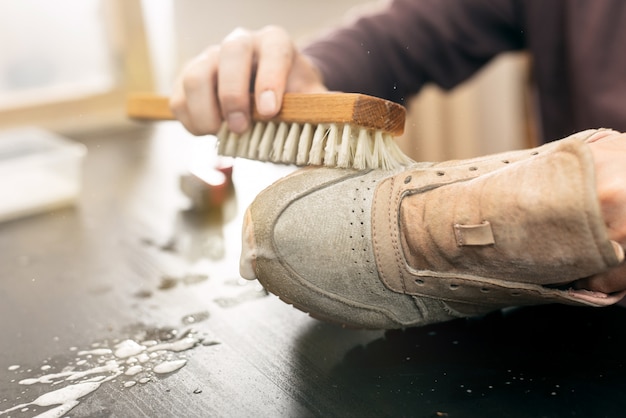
[585,128,621,143]
[589,131,626,243]
[171,47,222,135]
[170,27,256,135]
[574,130,626,294]
[575,262,626,294]
[253,26,296,117]
[170,25,326,136]
[218,28,255,133]
[170,26,292,135]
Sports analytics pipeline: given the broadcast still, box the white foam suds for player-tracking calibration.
[125,365,143,376]
[0,379,116,418]
[153,359,187,374]
[114,340,146,359]
[147,337,197,353]
[137,353,151,363]
[77,348,113,356]
[1,328,213,417]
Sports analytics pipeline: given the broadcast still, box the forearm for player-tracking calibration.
[303,0,525,103]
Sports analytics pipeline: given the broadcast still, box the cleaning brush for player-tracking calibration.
[127,92,413,170]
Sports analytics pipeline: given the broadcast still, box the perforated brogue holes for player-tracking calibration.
[351,179,372,275]
[404,175,412,184]
[366,178,378,273]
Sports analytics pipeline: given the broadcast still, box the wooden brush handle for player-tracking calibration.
[127,92,406,136]
[127,93,173,121]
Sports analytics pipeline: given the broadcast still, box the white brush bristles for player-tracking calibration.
[336,124,354,168]
[308,123,327,166]
[258,121,277,161]
[216,120,413,170]
[296,123,313,166]
[323,124,341,167]
[353,128,373,170]
[281,122,301,163]
[246,122,265,160]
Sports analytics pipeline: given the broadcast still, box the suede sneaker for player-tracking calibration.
[240,129,626,329]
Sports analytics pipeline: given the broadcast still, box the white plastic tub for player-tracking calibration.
[0,128,87,222]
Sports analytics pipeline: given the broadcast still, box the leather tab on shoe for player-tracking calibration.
[454,222,495,246]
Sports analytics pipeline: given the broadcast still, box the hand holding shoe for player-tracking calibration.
[574,130,626,294]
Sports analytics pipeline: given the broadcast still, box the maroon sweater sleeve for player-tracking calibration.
[303,0,525,105]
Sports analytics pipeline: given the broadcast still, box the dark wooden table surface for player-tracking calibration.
[2,123,626,418]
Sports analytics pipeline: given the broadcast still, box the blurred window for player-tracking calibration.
[0,0,115,110]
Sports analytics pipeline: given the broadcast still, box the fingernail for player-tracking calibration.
[586,129,619,143]
[227,112,248,133]
[258,90,277,115]
[611,240,625,263]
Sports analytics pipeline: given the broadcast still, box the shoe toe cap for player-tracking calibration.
[239,206,258,280]
[243,167,433,328]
